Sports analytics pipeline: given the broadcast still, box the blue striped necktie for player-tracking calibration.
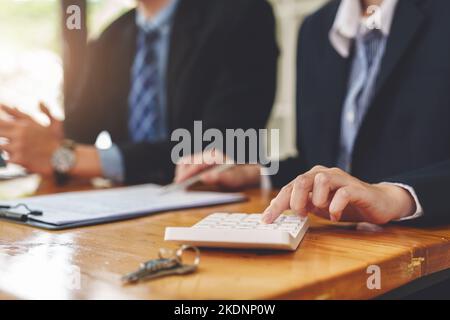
[363,29,383,68]
[128,29,163,143]
[337,29,386,171]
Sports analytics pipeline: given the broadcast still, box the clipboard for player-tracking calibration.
[0,184,247,230]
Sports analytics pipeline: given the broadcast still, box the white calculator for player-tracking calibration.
[164,213,309,251]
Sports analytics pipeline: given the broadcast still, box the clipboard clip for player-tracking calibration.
[0,204,43,222]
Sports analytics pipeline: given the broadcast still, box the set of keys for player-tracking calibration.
[122,245,200,284]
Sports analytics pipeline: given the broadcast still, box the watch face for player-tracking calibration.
[52,147,76,173]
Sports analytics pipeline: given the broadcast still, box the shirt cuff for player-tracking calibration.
[260,166,273,190]
[382,182,424,221]
[97,144,125,183]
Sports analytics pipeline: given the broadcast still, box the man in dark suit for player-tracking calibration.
[0,0,278,185]
[176,0,450,226]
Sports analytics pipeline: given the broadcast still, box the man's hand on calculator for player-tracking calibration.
[262,166,417,225]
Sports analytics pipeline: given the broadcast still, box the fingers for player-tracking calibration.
[0,143,14,155]
[265,166,359,224]
[0,119,16,138]
[262,183,294,224]
[288,166,323,215]
[175,154,200,182]
[202,148,227,165]
[201,168,223,185]
[175,162,212,183]
[0,118,14,130]
[174,149,229,183]
[329,186,363,222]
[290,174,314,217]
[0,105,31,120]
[39,102,55,123]
[311,173,331,209]
[201,166,239,187]
[289,167,347,216]
[0,142,22,166]
[189,164,259,191]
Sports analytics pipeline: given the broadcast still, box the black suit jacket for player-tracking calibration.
[273,0,450,225]
[64,0,278,185]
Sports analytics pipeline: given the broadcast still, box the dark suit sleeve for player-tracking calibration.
[64,40,108,144]
[199,0,278,133]
[119,140,175,185]
[270,16,313,188]
[119,0,279,185]
[384,160,450,226]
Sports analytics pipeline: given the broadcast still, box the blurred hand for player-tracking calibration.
[174,149,262,189]
[175,148,228,183]
[38,102,64,140]
[262,166,416,224]
[0,103,64,175]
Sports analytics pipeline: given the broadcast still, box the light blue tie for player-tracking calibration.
[337,29,386,171]
[128,29,163,143]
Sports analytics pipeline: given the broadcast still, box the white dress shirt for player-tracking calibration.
[329,0,398,58]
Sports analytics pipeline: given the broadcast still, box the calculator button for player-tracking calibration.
[279,226,297,232]
[256,224,277,230]
[227,214,247,220]
[281,222,300,227]
[244,214,262,221]
[195,220,218,225]
[193,225,212,229]
[284,216,301,222]
[235,226,253,229]
[239,222,258,227]
[219,222,238,227]
[203,216,225,222]
[273,216,286,223]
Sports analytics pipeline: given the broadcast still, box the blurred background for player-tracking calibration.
[0,0,133,122]
[0,0,327,157]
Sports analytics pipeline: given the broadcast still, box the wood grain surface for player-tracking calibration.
[0,179,449,299]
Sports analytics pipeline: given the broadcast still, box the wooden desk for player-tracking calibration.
[0,180,449,300]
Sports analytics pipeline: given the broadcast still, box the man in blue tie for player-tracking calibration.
[175,0,450,226]
[128,0,177,145]
[0,0,278,185]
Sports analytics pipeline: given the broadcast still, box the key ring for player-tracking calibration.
[175,245,201,267]
[158,247,179,262]
[122,245,201,284]
[158,245,201,268]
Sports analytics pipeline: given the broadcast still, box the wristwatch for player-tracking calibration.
[51,139,77,185]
